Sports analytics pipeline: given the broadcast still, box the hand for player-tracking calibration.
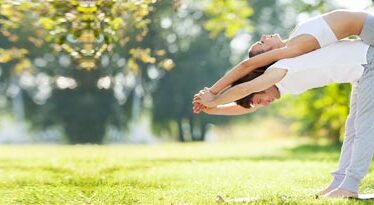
[192,90,205,114]
[194,87,217,107]
[192,101,213,114]
[192,101,205,114]
[201,105,214,114]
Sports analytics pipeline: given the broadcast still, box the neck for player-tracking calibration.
[273,40,287,49]
[279,39,287,48]
[281,39,287,47]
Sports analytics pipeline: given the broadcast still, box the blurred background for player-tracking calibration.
[0,0,373,145]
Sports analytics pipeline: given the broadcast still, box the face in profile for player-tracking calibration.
[250,34,283,56]
[250,86,280,107]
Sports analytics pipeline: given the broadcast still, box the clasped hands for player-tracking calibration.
[192,87,217,114]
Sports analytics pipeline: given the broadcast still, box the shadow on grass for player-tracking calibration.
[0,164,73,174]
[0,143,343,176]
[288,143,341,154]
[122,143,343,167]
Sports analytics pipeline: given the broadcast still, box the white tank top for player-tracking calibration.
[289,16,337,47]
[267,40,369,95]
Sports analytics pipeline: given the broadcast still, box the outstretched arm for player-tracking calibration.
[208,47,293,94]
[202,102,259,115]
[209,35,317,95]
[199,67,287,107]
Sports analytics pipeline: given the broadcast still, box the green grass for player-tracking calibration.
[1,138,374,204]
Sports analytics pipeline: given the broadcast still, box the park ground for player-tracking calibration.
[1,137,374,205]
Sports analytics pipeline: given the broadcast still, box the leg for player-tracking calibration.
[330,85,358,187]
[338,63,374,193]
[317,85,358,196]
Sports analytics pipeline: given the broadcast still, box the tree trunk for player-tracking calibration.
[177,118,185,142]
[189,117,197,141]
[199,122,208,141]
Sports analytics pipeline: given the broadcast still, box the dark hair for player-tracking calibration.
[233,62,275,108]
[248,48,257,58]
[232,42,275,108]
[248,43,266,58]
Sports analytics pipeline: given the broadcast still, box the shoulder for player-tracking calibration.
[262,66,288,82]
[268,57,294,71]
[270,45,307,60]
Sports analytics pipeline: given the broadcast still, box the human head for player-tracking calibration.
[248,34,284,57]
[233,64,280,108]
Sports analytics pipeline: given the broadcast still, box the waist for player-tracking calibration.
[366,45,374,66]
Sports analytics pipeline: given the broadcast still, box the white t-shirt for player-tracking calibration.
[267,40,369,96]
[289,16,337,47]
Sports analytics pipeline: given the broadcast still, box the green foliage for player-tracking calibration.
[0,0,173,144]
[0,0,362,144]
[0,0,172,71]
[149,1,244,141]
[203,0,253,38]
[277,84,351,143]
[20,69,130,144]
[152,34,232,140]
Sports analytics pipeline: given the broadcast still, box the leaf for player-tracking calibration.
[38,17,55,30]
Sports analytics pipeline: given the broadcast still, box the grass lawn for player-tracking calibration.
[1,138,374,204]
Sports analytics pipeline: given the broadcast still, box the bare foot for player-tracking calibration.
[324,188,358,198]
[315,187,335,198]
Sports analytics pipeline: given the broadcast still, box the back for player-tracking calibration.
[289,15,337,47]
[323,10,368,39]
[267,40,369,95]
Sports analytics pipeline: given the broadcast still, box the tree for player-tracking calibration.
[152,34,233,141]
[150,0,253,141]
[0,0,173,143]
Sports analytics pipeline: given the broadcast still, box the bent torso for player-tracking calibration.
[323,9,368,39]
[286,10,369,55]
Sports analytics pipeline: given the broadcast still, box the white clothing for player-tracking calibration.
[267,40,369,96]
[289,16,337,47]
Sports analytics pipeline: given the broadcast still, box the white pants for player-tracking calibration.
[328,46,374,193]
[360,14,374,46]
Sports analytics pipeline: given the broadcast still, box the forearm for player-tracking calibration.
[209,60,252,94]
[209,48,287,94]
[209,46,305,95]
[209,68,286,107]
[210,84,249,106]
[203,103,255,115]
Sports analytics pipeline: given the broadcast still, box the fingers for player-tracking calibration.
[193,101,200,108]
[193,102,203,114]
[193,98,205,113]
[194,88,211,100]
[193,93,201,100]
[192,88,210,114]
[192,93,200,104]
[201,106,208,112]
[194,91,204,100]
[198,91,206,99]
[197,104,205,112]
